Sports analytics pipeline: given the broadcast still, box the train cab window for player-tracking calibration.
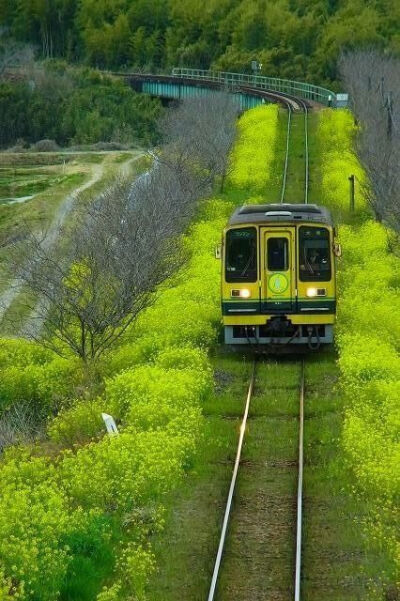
[267,238,288,271]
[299,226,331,281]
[225,227,257,282]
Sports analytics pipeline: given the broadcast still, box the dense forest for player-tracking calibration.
[1,0,400,86]
[0,61,161,148]
[1,0,400,147]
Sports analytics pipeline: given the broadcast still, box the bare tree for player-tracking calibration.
[0,31,34,80]
[8,95,238,361]
[340,50,400,230]
[0,401,45,452]
[10,165,198,363]
[158,93,239,192]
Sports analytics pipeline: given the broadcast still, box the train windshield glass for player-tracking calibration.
[299,226,331,281]
[225,227,257,282]
[267,238,288,271]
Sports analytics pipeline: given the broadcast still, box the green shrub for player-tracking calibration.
[0,365,43,413]
[96,544,155,601]
[48,398,105,446]
[0,569,14,600]
[61,429,187,511]
[338,334,400,388]
[229,104,278,192]
[102,341,150,377]
[0,357,82,415]
[0,339,52,370]
[106,365,207,418]
[0,449,73,600]
[319,107,400,577]
[156,346,210,373]
[318,109,368,220]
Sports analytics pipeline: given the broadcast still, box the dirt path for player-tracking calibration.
[0,152,143,331]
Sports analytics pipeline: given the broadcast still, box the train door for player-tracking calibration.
[261,229,295,313]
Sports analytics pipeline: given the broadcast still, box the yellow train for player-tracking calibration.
[219,203,341,348]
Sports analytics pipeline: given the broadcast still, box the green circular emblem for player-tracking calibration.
[268,273,289,294]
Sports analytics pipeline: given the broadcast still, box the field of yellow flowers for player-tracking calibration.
[0,103,398,599]
[0,108,280,600]
[319,108,400,584]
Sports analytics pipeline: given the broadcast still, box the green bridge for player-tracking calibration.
[121,68,348,109]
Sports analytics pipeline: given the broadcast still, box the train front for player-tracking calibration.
[219,204,341,349]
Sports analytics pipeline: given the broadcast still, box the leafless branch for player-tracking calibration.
[7,96,238,362]
[9,171,190,362]
[340,50,400,230]
[0,31,34,80]
[156,93,239,192]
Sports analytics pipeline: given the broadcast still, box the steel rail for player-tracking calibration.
[280,98,309,205]
[294,361,305,601]
[207,360,256,601]
[280,104,292,204]
[300,100,309,204]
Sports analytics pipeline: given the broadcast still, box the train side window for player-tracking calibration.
[225,227,257,282]
[267,238,288,271]
[299,226,331,281]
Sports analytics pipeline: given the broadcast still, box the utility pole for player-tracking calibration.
[349,174,355,212]
[251,60,262,85]
[384,91,394,139]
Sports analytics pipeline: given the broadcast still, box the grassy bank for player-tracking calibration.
[0,150,145,334]
[0,107,278,601]
[0,102,396,600]
[146,106,387,601]
[318,109,400,593]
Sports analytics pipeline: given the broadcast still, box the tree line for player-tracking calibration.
[1,0,400,87]
[0,59,161,148]
[341,51,400,233]
[9,94,238,363]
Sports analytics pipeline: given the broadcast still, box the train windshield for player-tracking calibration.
[299,226,331,281]
[267,238,288,271]
[225,227,257,282]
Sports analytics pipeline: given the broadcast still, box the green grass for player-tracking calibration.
[146,356,302,601]
[112,152,136,164]
[145,354,251,601]
[217,359,299,601]
[262,107,289,203]
[59,515,119,601]
[303,353,385,600]
[283,111,308,203]
[0,287,38,336]
[0,170,85,249]
[0,152,103,166]
[0,171,81,201]
[146,352,385,601]
[222,108,318,208]
[307,111,323,206]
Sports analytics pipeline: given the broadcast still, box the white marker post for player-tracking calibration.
[101,413,119,436]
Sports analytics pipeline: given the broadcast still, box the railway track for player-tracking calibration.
[208,359,305,601]
[208,91,310,600]
[279,96,309,205]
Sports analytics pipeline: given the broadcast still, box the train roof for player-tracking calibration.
[228,204,334,226]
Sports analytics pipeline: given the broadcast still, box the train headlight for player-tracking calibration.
[306,287,326,297]
[231,288,251,298]
[239,288,251,298]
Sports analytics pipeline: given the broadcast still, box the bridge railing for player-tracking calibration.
[171,68,347,107]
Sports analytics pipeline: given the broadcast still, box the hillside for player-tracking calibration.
[0,2,400,599]
[1,0,400,86]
